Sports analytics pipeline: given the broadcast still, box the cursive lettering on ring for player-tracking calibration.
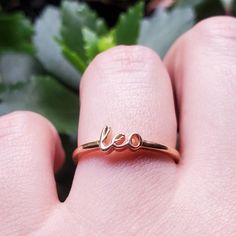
[99,126,143,151]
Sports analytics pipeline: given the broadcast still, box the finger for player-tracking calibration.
[165,16,236,169]
[164,17,236,230]
[67,46,178,233]
[0,111,64,235]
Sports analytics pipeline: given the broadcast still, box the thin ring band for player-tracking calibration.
[73,126,180,163]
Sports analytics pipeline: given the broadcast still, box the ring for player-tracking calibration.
[73,126,180,163]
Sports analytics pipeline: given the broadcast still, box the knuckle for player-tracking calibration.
[0,111,56,140]
[182,16,236,87]
[193,16,236,41]
[94,45,160,71]
[81,45,162,89]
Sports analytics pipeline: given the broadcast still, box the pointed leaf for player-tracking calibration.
[82,27,99,63]
[138,7,194,58]
[97,31,116,52]
[60,43,87,73]
[115,1,144,45]
[82,28,116,64]
[34,6,81,88]
[0,12,35,54]
[60,1,108,63]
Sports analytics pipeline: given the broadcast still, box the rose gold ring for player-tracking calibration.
[73,126,180,164]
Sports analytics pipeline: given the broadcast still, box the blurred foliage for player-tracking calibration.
[0,0,234,200]
[58,1,108,72]
[115,1,144,44]
[139,7,194,57]
[33,6,81,88]
[232,0,236,14]
[176,0,225,21]
[57,1,143,72]
[0,52,42,84]
[195,0,225,21]
[0,12,35,54]
[0,76,79,133]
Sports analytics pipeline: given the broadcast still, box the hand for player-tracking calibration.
[1,17,236,236]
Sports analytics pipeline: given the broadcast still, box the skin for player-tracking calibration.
[1,16,236,235]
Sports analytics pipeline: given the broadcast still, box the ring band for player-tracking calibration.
[73,126,180,163]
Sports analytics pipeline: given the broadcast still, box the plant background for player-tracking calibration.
[0,0,235,201]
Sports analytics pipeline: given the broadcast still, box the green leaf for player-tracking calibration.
[0,52,42,85]
[34,6,81,88]
[97,31,116,52]
[233,0,236,15]
[60,43,87,73]
[82,28,116,64]
[82,27,99,63]
[0,12,35,54]
[115,1,144,45]
[0,82,5,93]
[0,76,79,134]
[176,0,225,21]
[60,1,108,64]
[138,7,194,58]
